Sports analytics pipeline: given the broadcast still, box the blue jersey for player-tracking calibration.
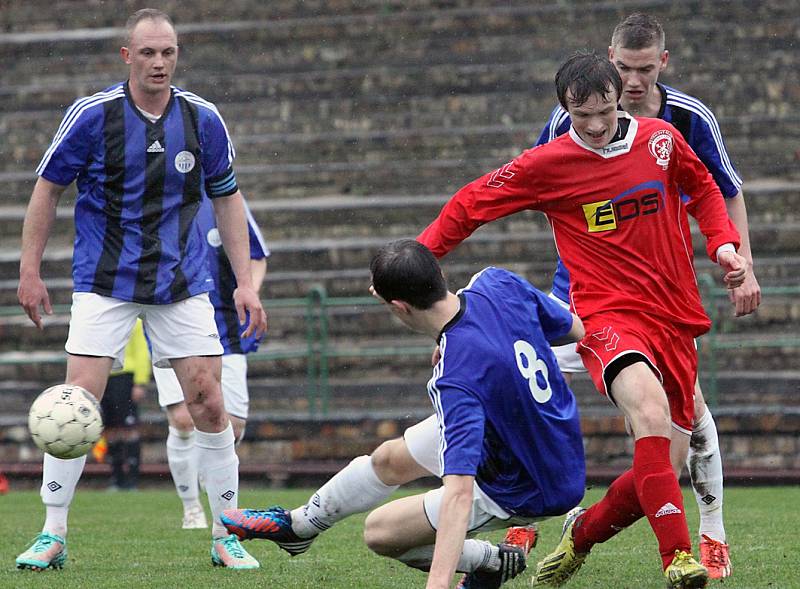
[196,198,269,354]
[538,83,742,303]
[38,82,239,304]
[428,267,585,517]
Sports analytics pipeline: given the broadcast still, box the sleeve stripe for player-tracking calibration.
[549,106,570,142]
[36,86,125,175]
[174,88,236,164]
[211,178,237,194]
[243,199,270,257]
[426,335,448,476]
[665,89,743,189]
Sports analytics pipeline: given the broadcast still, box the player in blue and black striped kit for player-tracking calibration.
[223,240,586,589]
[16,8,265,571]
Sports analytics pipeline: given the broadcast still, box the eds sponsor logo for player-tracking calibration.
[582,181,665,233]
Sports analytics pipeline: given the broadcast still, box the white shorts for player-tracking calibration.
[406,416,544,531]
[153,354,249,419]
[404,414,441,477]
[548,293,586,374]
[423,485,543,534]
[65,292,222,370]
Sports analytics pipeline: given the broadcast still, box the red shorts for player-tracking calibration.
[577,311,697,432]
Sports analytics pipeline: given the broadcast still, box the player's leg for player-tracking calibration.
[17,295,135,570]
[146,294,257,569]
[611,362,694,570]
[154,365,206,528]
[17,357,114,570]
[221,416,436,553]
[688,381,730,578]
[364,486,527,585]
[172,355,257,568]
[220,354,249,443]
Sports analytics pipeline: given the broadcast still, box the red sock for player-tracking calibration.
[573,469,643,553]
[633,436,691,569]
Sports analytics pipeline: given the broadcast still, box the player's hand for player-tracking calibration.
[718,251,747,290]
[728,264,761,317]
[233,286,267,339]
[131,384,147,403]
[17,274,52,330]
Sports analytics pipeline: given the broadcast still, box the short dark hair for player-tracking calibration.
[555,51,622,109]
[611,13,665,52]
[125,8,175,44]
[370,240,448,310]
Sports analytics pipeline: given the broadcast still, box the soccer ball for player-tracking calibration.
[28,384,104,459]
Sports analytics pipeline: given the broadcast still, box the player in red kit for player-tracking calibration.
[417,52,748,589]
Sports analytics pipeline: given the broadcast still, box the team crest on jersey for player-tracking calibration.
[174,150,196,173]
[206,228,222,248]
[648,130,673,170]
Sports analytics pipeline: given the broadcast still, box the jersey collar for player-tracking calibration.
[124,81,175,127]
[437,292,467,342]
[568,111,638,159]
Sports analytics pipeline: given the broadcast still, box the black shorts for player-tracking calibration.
[100,373,139,428]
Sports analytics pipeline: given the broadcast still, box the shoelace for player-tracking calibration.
[221,536,247,559]
[32,535,57,552]
[701,535,727,566]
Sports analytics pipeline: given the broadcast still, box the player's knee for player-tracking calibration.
[363,511,395,556]
[167,403,195,432]
[371,439,404,483]
[627,397,671,437]
[371,438,421,486]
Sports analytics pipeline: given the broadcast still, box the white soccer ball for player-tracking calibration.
[28,384,104,459]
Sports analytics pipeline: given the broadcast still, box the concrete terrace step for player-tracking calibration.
[2,369,799,418]
[2,2,794,84]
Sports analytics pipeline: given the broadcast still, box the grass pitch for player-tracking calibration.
[1,485,798,588]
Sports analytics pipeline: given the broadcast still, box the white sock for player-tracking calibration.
[687,409,726,542]
[396,540,497,573]
[166,427,200,508]
[291,455,399,538]
[40,453,87,537]
[195,423,238,538]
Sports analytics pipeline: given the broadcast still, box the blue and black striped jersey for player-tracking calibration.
[195,197,270,355]
[38,82,239,304]
[537,83,742,303]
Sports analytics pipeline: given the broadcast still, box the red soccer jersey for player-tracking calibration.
[418,114,740,336]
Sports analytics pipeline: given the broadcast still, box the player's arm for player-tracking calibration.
[417,152,540,258]
[212,192,267,338]
[250,257,267,295]
[675,136,747,289]
[426,473,475,589]
[550,313,584,346]
[18,177,68,329]
[725,191,761,315]
[687,106,760,314]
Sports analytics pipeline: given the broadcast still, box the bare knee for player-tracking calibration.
[363,510,396,556]
[167,402,194,432]
[371,438,429,486]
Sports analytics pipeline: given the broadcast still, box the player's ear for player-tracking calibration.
[607,45,614,60]
[659,49,669,72]
[121,46,131,64]
[389,300,412,317]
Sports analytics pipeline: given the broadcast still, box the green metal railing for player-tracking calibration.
[696,276,800,404]
[2,280,799,414]
[0,291,432,416]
